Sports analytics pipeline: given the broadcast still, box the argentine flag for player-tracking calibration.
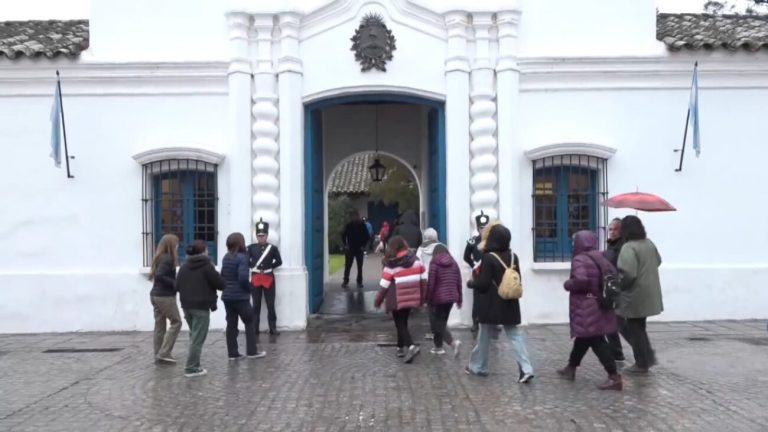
[50,82,62,168]
[689,63,701,157]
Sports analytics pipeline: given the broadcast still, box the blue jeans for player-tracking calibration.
[469,323,534,376]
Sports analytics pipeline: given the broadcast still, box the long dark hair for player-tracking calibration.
[383,235,408,262]
[621,215,647,241]
[226,232,246,253]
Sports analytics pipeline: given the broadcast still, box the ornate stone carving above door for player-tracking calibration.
[350,13,396,72]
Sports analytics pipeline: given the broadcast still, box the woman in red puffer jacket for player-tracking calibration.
[375,235,427,364]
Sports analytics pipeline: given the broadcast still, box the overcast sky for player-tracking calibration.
[0,0,738,20]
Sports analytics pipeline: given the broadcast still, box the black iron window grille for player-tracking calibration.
[141,159,218,266]
[532,154,608,262]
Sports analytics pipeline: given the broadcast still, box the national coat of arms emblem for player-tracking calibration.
[350,13,397,72]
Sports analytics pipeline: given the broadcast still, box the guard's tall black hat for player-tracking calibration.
[255,218,269,235]
[475,211,490,229]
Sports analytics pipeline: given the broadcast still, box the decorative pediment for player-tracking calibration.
[132,147,225,165]
[524,142,617,160]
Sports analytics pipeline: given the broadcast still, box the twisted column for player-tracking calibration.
[251,15,280,244]
[469,13,498,222]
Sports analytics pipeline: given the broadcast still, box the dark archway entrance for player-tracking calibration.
[304,94,446,314]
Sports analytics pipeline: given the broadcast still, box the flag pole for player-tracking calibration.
[56,70,74,179]
[674,61,698,173]
[675,107,690,172]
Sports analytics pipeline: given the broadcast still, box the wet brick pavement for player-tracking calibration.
[1,318,767,431]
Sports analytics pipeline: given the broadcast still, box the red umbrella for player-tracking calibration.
[604,192,676,212]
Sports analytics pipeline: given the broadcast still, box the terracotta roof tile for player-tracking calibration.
[657,13,768,51]
[0,20,89,59]
[329,153,374,194]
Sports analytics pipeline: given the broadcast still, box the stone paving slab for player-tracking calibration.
[1,320,767,431]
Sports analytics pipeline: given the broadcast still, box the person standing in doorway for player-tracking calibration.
[176,240,224,377]
[148,234,182,365]
[363,217,374,253]
[557,231,622,391]
[247,219,283,336]
[617,215,664,374]
[221,232,265,360]
[463,211,489,334]
[374,236,427,364]
[342,210,370,288]
[425,244,463,357]
[391,210,422,249]
[603,218,626,362]
[466,222,534,382]
[377,221,390,252]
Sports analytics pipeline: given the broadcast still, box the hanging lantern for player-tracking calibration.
[368,157,387,182]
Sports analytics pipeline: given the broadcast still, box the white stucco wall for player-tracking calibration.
[515,56,768,323]
[0,64,230,333]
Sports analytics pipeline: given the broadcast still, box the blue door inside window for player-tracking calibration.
[305,95,446,314]
[533,167,597,261]
[153,171,217,264]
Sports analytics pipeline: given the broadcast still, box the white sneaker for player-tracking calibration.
[451,340,462,359]
[404,345,421,364]
[228,355,246,361]
[424,333,435,340]
[430,347,446,355]
[247,351,267,359]
[157,356,177,363]
[184,368,208,378]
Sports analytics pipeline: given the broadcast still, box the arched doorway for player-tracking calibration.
[304,94,446,314]
[323,152,422,314]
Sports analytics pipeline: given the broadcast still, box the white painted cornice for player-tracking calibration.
[519,55,768,90]
[0,61,227,96]
[524,143,617,161]
[132,147,226,165]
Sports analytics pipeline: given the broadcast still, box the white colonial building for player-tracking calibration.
[1,0,767,333]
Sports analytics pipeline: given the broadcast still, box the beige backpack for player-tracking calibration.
[489,253,522,300]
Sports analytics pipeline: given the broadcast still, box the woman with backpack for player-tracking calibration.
[465,222,534,382]
[425,244,463,357]
[176,240,224,377]
[556,230,622,391]
[374,235,427,364]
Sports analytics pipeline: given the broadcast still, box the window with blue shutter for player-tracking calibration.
[532,155,608,262]
[142,160,218,265]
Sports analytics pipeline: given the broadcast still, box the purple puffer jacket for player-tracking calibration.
[426,253,463,307]
[564,231,618,338]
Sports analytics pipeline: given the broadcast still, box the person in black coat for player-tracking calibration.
[247,219,283,335]
[176,240,225,377]
[465,222,535,382]
[341,210,371,288]
[391,210,423,250]
[603,218,626,362]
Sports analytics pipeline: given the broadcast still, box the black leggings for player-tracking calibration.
[568,336,618,375]
[430,304,454,348]
[392,308,413,348]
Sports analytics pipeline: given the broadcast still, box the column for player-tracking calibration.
[469,13,499,223]
[444,11,472,326]
[495,11,523,251]
[276,12,308,330]
[226,12,252,244]
[251,15,281,244]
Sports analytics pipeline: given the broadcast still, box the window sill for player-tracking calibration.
[530,262,570,271]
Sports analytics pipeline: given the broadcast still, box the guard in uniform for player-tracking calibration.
[247,219,283,335]
[463,211,490,334]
